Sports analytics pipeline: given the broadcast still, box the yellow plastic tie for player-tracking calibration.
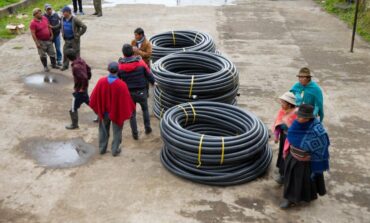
[188,103,196,124]
[194,32,200,43]
[160,108,164,118]
[220,137,225,165]
[172,31,176,46]
[177,105,189,126]
[189,75,195,98]
[197,134,205,168]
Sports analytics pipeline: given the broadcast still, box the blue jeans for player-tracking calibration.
[53,35,62,63]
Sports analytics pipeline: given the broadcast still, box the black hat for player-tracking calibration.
[296,104,315,119]
[108,62,119,73]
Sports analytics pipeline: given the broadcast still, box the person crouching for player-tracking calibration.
[89,62,136,156]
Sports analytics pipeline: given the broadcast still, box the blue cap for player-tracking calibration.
[62,6,71,13]
[108,62,119,73]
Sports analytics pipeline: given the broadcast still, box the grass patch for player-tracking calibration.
[316,0,370,42]
[0,0,70,39]
[0,0,21,8]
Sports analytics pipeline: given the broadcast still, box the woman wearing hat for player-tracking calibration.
[280,104,330,209]
[272,92,297,184]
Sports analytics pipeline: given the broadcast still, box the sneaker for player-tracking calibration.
[145,127,152,135]
[274,175,284,185]
[112,148,121,157]
[44,67,50,72]
[51,64,60,69]
[60,67,68,71]
[279,199,295,209]
[57,61,62,66]
[92,12,98,15]
[79,11,85,15]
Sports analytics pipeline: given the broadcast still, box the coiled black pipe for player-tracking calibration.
[150,30,217,62]
[152,51,239,119]
[160,101,272,186]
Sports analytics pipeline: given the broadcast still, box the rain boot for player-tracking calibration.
[40,57,49,72]
[50,57,59,69]
[66,110,79,130]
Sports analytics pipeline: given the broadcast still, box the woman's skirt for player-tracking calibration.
[276,131,286,176]
[283,153,326,203]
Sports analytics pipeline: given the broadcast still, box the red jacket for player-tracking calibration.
[89,76,135,126]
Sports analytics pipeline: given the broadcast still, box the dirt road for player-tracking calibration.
[0,0,369,222]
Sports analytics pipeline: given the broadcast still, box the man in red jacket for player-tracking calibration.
[89,62,135,156]
[65,49,91,130]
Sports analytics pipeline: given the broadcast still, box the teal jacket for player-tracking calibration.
[290,81,324,122]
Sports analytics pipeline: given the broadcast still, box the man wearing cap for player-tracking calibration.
[60,6,87,71]
[89,62,136,156]
[44,4,62,66]
[118,44,156,140]
[290,67,324,122]
[30,8,57,72]
[65,49,91,130]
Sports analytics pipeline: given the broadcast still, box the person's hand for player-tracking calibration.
[133,46,139,52]
[154,82,158,86]
[274,139,278,144]
[36,42,41,48]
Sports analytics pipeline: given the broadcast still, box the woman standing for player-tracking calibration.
[280,104,330,209]
[272,92,297,184]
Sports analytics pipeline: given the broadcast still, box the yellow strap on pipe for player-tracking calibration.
[220,137,225,165]
[160,108,164,119]
[197,134,205,168]
[177,105,189,126]
[172,31,176,46]
[189,75,195,98]
[188,103,196,124]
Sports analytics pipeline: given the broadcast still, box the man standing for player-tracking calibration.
[89,62,135,156]
[30,8,57,72]
[44,4,62,66]
[65,49,91,130]
[92,0,103,17]
[131,28,152,66]
[72,0,84,15]
[290,67,324,122]
[60,6,87,71]
[118,44,155,140]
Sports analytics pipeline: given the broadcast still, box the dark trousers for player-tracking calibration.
[93,0,102,15]
[71,92,89,112]
[72,0,83,13]
[129,89,151,135]
[99,116,123,155]
[63,39,80,69]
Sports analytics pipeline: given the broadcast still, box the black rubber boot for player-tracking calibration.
[50,57,59,69]
[40,57,49,72]
[66,110,79,130]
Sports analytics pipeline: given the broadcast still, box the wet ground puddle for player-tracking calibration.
[22,138,97,168]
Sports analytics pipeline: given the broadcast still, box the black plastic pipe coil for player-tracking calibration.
[160,101,272,186]
[149,30,217,62]
[152,51,239,119]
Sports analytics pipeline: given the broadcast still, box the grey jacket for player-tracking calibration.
[61,15,87,40]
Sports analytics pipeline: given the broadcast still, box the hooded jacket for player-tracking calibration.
[117,56,155,90]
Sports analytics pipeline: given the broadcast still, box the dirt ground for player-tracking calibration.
[0,0,369,222]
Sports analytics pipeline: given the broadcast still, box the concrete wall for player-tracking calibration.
[0,0,38,18]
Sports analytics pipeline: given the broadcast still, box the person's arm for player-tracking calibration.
[30,26,41,48]
[142,61,155,85]
[136,42,152,58]
[74,17,87,38]
[290,83,303,106]
[53,13,61,30]
[48,22,54,40]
